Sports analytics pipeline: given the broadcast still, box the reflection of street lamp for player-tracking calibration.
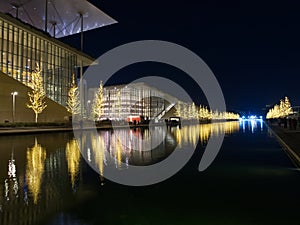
[11,91,18,123]
[87,100,91,118]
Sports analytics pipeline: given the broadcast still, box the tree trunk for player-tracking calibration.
[35,113,38,123]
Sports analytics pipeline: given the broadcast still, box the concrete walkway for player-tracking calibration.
[268,123,300,167]
[0,123,155,135]
[0,127,73,135]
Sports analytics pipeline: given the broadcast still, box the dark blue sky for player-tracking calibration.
[61,0,300,115]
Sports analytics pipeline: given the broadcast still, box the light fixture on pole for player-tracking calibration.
[11,91,18,123]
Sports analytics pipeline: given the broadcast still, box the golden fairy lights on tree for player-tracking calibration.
[26,138,46,204]
[92,81,104,120]
[26,64,47,123]
[266,96,293,119]
[183,103,188,119]
[66,75,80,115]
[174,101,239,121]
[174,101,240,121]
[189,102,198,120]
[284,96,293,115]
[175,102,182,117]
[198,105,211,120]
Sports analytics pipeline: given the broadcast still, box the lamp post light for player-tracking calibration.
[11,91,18,123]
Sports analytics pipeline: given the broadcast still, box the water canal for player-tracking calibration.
[0,120,299,225]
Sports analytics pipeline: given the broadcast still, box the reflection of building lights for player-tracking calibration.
[251,120,256,133]
[4,179,9,201]
[87,148,91,162]
[5,151,19,201]
[8,158,16,178]
[241,119,264,133]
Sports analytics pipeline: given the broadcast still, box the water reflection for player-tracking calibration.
[0,122,242,225]
[26,138,46,204]
[90,133,106,182]
[4,149,19,202]
[240,119,264,133]
[79,122,240,179]
[172,121,240,148]
[65,139,80,190]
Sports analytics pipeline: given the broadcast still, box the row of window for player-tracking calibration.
[90,87,167,119]
[0,18,80,106]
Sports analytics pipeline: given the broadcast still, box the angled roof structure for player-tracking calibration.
[0,0,117,38]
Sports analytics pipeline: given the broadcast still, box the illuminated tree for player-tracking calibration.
[66,75,80,115]
[182,103,188,120]
[26,64,47,123]
[266,96,293,119]
[190,102,198,120]
[284,96,293,115]
[211,110,220,120]
[175,101,182,117]
[92,81,104,120]
[198,105,204,120]
[204,107,211,119]
[188,103,192,120]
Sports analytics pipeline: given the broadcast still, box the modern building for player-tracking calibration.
[88,82,178,122]
[0,11,93,105]
[0,0,116,122]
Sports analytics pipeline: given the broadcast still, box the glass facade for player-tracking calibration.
[89,83,177,121]
[0,13,93,106]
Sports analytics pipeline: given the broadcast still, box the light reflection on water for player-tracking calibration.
[0,121,241,225]
[240,118,263,133]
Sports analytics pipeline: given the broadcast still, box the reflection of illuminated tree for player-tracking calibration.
[199,124,211,144]
[65,139,80,189]
[91,133,105,179]
[174,128,182,148]
[26,138,46,204]
[173,122,240,146]
[115,138,122,168]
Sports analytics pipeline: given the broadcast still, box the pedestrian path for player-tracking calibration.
[0,127,73,135]
[268,123,300,167]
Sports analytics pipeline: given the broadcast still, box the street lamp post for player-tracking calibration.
[11,92,18,123]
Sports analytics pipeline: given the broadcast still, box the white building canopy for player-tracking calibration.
[0,0,117,38]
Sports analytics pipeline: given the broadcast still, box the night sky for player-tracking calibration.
[61,0,300,116]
